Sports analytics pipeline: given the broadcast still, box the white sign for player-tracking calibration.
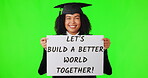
[47,35,104,76]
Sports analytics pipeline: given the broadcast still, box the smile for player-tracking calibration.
[69,25,77,28]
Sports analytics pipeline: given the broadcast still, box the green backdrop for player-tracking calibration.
[0,0,148,78]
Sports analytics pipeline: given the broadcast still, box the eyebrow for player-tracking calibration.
[66,15,80,17]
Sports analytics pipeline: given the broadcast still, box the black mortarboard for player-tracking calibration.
[54,2,92,15]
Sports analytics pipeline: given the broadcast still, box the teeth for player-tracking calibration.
[70,26,76,27]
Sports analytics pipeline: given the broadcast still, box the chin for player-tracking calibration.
[69,30,78,33]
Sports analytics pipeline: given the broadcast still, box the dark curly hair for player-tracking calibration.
[54,14,91,35]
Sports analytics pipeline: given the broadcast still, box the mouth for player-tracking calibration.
[69,25,77,29]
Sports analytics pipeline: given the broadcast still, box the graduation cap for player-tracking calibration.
[54,2,92,15]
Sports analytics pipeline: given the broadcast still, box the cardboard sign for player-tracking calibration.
[47,35,104,76]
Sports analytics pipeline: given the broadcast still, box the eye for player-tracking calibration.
[66,17,71,20]
[76,17,80,19]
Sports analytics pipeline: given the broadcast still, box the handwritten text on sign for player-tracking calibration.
[47,35,104,76]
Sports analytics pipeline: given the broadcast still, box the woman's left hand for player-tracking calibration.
[102,38,111,50]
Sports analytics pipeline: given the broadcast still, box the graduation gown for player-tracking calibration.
[38,48,112,78]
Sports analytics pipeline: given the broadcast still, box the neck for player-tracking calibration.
[67,31,79,35]
[69,32,77,35]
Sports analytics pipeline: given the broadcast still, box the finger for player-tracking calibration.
[104,42,110,44]
[105,38,109,41]
[41,37,48,42]
[40,39,47,43]
[41,39,47,43]
[104,39,110,43]
[43,44,47,47]
[45,37,48,40]
[102,38,108,40]
[104,43,110,46]
[104,45,110,48]
[104,45,110,49]
[44,45,47,48]
[104,43,110,45]
[40,42,46,45]
[44,38,47,43]
[104,45,109,48]
[104,44,109,46]
[40,41,47,46]
[42,44,47,48]
[102,38,106,41]
[105,47,109,49]
[40,38,46,42]
[104,41,110,44]
[102,38,109,41]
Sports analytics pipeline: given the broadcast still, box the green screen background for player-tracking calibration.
[0,0,148,78]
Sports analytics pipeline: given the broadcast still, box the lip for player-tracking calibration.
[69,25,77,29]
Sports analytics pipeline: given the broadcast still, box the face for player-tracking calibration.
[65,13,81,35]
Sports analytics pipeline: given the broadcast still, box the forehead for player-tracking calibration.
[65,13,80,17]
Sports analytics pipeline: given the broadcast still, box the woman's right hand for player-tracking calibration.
[40,37,47,49]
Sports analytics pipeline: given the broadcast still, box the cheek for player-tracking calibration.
[76,20,81,27]
[65,21,69,30]
[65,21,69,27]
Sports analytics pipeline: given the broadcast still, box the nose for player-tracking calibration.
[70,18,75,24]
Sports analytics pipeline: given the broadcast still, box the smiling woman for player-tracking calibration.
[38,2,112,78]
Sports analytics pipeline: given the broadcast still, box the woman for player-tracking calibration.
[38,2,112,78]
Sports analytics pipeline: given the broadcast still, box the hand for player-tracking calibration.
[102,38,111,50]
[40,37,47,49]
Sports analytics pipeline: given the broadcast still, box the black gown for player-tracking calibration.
[38,48,112,78]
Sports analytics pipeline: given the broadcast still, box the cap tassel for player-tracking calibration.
[59,8,62,16]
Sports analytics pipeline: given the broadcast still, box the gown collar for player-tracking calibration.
[66,31,80,35]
